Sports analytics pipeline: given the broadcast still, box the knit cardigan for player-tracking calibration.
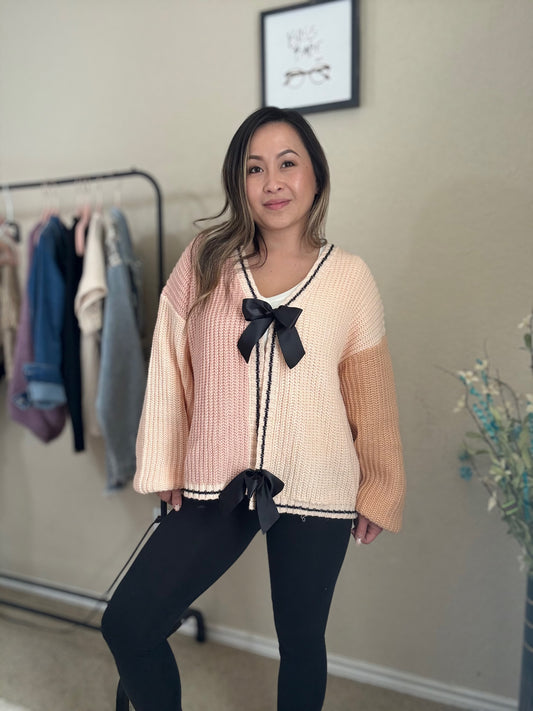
[134,241,405,533]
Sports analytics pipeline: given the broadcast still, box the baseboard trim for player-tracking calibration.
[324,653,517,711]
[179,619,517,711]
[0,574,517,711]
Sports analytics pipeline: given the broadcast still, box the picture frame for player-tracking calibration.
[260,0,359,115]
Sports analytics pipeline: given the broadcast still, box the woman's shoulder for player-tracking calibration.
[329,244,374,279]
[167,237,200,280]
[162,238,198,309]
[325,245,383,314]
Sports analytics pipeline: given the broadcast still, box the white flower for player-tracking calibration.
[490,459,511,479]
[474,359,489,371]
[480,383,499,397]
[457,370,479,385]
[518,314,532,330]
[518,552,527,573]
[526,395,533,414]
[487,494,497,512]
[453,395,466,413]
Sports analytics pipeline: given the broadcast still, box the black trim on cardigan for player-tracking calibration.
[181,488,356,518]
[238,244,335,472]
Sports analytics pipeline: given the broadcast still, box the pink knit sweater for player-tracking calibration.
[134,241,405,533]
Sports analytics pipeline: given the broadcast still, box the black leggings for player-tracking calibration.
[101,498,352,711]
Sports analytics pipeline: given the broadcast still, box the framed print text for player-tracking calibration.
[261,0,359,114]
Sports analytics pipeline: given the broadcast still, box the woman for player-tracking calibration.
[102,106,405,711]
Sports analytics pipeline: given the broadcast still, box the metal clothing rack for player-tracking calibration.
[1,167,164,291]
[0,169,205,651]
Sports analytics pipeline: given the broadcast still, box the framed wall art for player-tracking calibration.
[260,0,359,114]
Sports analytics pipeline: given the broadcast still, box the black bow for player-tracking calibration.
[219,468,285,533]
[237,298,305,369]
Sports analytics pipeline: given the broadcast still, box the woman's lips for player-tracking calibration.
[263,200,290,210]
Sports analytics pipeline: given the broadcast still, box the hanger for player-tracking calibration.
[113,180,122,209]
[74,180,91,257]
[2,185,20,242]
[40,182,60,224]
[93,180,104,215]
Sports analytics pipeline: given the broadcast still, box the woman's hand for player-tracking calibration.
[158,489,183,511]
[352,514,383,545]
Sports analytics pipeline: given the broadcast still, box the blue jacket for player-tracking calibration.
[24,217,67,408]
[96,208,146,490]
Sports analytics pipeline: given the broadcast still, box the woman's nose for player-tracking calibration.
[263,172,282,192]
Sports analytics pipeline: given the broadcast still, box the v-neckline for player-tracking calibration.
[237,243,334,305]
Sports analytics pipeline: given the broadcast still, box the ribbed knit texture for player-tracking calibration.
[134,242,405,532]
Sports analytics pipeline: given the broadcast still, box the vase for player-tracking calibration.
[520,575,533,710]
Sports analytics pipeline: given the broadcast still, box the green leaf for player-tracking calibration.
[518,427,532,462]
[489,406,507,426]
[525,333,532,350]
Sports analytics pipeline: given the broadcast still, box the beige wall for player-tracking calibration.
[1,0,532,702]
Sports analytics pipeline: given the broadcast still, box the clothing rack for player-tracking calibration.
[1,167,164,292]
[0,168,204,646]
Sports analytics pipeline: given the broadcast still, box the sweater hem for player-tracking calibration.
[182,488,223,499]
[276,503,356,518]
[182,488,356,519]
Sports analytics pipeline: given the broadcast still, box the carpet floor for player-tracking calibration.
[0,701,32,711]
[0,588,458,711]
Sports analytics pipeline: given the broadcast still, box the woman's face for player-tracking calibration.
[245,121,317,243]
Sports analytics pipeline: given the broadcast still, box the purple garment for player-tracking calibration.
[8,222,67,442]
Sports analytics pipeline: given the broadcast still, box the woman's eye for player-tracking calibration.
[248,165,262,174]
[281,160,295,168]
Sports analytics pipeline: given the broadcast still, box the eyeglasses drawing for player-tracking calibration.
[283,63,331,89]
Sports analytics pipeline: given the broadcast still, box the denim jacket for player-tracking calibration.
[24,217,67,408]
[9,222,67,440]
[96,208,146,490]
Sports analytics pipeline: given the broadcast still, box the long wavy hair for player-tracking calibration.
[190,106,330,314]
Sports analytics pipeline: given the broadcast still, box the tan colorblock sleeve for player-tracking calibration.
[339,337,405,532]
[337,257,405,533]
[133,293,193,494]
